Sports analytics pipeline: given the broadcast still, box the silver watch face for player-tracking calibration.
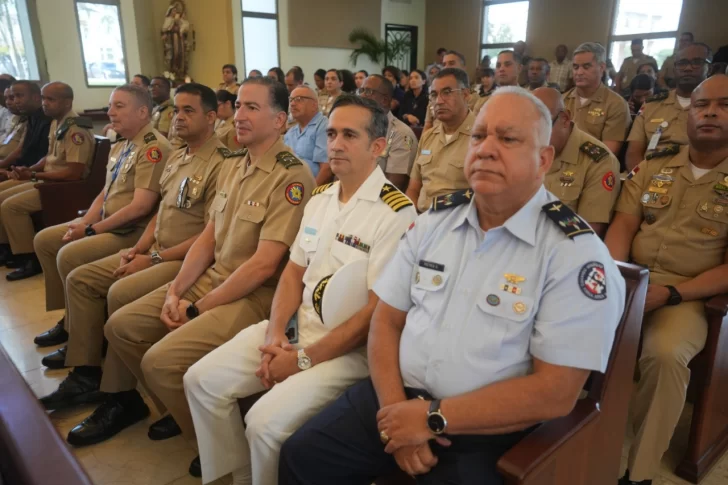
[298,355,312,370]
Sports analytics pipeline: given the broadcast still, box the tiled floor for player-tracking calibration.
[1,266,728,484]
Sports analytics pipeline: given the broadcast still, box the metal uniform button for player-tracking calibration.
[662,244,667,249]
[680,204,686,209]
[671,224,676,230]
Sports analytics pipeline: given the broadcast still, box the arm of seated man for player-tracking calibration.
[90,188,159,234]
[35,162,86,182]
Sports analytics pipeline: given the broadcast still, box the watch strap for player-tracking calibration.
[429,399,441,414]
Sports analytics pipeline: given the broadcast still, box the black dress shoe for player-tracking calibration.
[66,395,149,447]
[618,471,652,485]
[34,320,68,347]
[39,369,103,410]
[148,414,181,440]
[4,258,21,269]
[0,244,12,266]
[6,257,42,281]
[41,346,69,369]
[189,456,201,478]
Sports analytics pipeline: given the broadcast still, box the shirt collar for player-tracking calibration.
[324,165,387,202]
[455,186,548,246]
[186,135,220,164]
[299,111,325,135]
[130,122,155,146]
[433,110,475,137]
[554,123,584,167]
[238,136,285,172]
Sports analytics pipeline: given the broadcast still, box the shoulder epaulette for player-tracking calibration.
[112,136,126,144]
[542,201,594,239]
[144,132,157,144]
[380,183,413,212]
[580,141,609,162]
[645,143,680,160]
[73,116,94,129]
[56,117,74,139]
[217,147,247,158]
[276,151,303,169]
[646,92,669,103]
[431,189,474,211]
[312,183,333,196]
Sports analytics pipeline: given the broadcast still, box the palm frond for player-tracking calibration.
[349,28,386,65]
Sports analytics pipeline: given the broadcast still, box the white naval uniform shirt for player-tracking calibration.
[373,186,626,399]
[289,166,417,334]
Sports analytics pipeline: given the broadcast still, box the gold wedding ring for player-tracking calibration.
[379,430,390,445]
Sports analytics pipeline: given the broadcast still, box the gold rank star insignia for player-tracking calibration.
[549,203,563,212]
[464,189,473,199]
[504,273,526,284]
[701,202,709,212]
[513,302,527,314]
[381,185,392,192]
[563,171,574,177]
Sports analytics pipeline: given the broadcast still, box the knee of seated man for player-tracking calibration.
[34,225,59,254]
[140,342,169,380]
[103,305,138,343]
[182,359,206,395]
[641,328,694,369]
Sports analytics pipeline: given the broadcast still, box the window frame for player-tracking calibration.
[241,0,281,73]
[0,0,47,82]
[479,0,530,58]
[73,0,130,89]
[607,0,683,62]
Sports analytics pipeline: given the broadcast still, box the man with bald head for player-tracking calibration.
[1,82,95,280]
[606,74,728,485]
[358,74,417,191]
[279,87,625,484]
[284,85,332,184]
[534,87,620,237]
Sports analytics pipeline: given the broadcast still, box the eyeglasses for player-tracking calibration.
[289,96,316,104]
[428,88,464,103]
[356,88,386,97]
[675,58,711,69]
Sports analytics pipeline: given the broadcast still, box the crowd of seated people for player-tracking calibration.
[1,31,728,485]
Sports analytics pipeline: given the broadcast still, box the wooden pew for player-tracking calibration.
[0,345,92,485]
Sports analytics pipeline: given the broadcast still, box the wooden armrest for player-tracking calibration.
[705,294,728,319]
[34,179,88,194]
[496,398,599,481]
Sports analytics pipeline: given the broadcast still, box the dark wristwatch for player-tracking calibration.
[665,285,682,306]
[427,399,448,435]
[186,302,200,320]
[84,224,96,237]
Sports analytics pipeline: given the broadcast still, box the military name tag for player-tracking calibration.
[418,260,445,272]
[648,186,668,194]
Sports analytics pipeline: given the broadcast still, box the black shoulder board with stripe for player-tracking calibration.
[579,141,609,162]
[144,132,157,144]
[276,151,303,169]
[646,91,669,103]
[73,116,94,129]
[312,183,333,196]
[645,143,680,160]
[217,147,247,158]
[380,183,413,212]
[431,189,473,211]
[542,201,594,239]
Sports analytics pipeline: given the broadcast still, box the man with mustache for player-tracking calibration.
[606,74,728,485]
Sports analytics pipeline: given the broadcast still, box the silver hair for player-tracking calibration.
[573,42,606,65]
[293,84,317,99]
[482,86,552,146]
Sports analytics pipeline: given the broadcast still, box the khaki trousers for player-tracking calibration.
[0,180,33,245]
[64,252,183,367]
[2,185,41,254]
[628,287,707,480]
[34,222,144,313]
[100,270,275,439]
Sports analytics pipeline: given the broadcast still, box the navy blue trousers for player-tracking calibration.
[278,378,533,485]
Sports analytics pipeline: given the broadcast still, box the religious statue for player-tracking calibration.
[161,0,195,83]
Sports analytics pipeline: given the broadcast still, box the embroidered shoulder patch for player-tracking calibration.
[285,182,304,205]
[580,141,609,162]
[144,132,157,144]
[542,201,595,239]
[146,147,163,163]
[217,147,247,158]
[275,151,303,169]
[579,261,607,300]
[431,189,473,211]
[645,143,680,161]
[380,183,413,212]
[312,183,333,196]
[71,133,85,146]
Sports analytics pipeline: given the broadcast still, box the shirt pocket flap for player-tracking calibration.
[476,293,534,322]
[121,156,136,174]
[418,154,433,166]
[413,266,449,291]
[210,193,227,213]
[696,202,728,224]
[237,205,266,223]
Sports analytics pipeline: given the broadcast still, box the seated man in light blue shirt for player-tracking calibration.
[279,87,626,485]
[284,86,332,184]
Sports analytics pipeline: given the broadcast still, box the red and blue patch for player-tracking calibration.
[285,182,304,205]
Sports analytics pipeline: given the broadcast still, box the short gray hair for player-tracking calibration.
[330,94,388,141]
[573,42,606,65]
[482,87,552,146]
[113,84,153,116]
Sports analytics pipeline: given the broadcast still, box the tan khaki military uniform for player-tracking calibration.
[34,123,171,314]
[152,99,174,135]
[544,125,621,224]
[472,92,493,117]
[215,117,243,151]
[1,111,95,255]
[410,111,474,212]
[659,54,676,89]
[317,90,330,115]
[100,137,315,439]
[424,88,484,129]
[218,82,240,95]
[563,84,631,142]
[627,90,689,157]
[64,136,227,368]
[378,112,417,176]
[0,115,27,158]
[618,55,658,90]
[616,146,723,481]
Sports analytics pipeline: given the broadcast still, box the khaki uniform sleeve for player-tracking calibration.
[64,126,95,167]
[615,161,649,218]
[602,96,631,142]
[157,107,174,135]
[260,165,316,246]
[202,156,225,223]
[577,153,622,224]
[627,110,647,143]
[134,141,171,194]
[409,132,431,180]
[385,130,416,175]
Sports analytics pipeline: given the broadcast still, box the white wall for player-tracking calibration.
[233,0,426,83]
[35,0,143,111]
